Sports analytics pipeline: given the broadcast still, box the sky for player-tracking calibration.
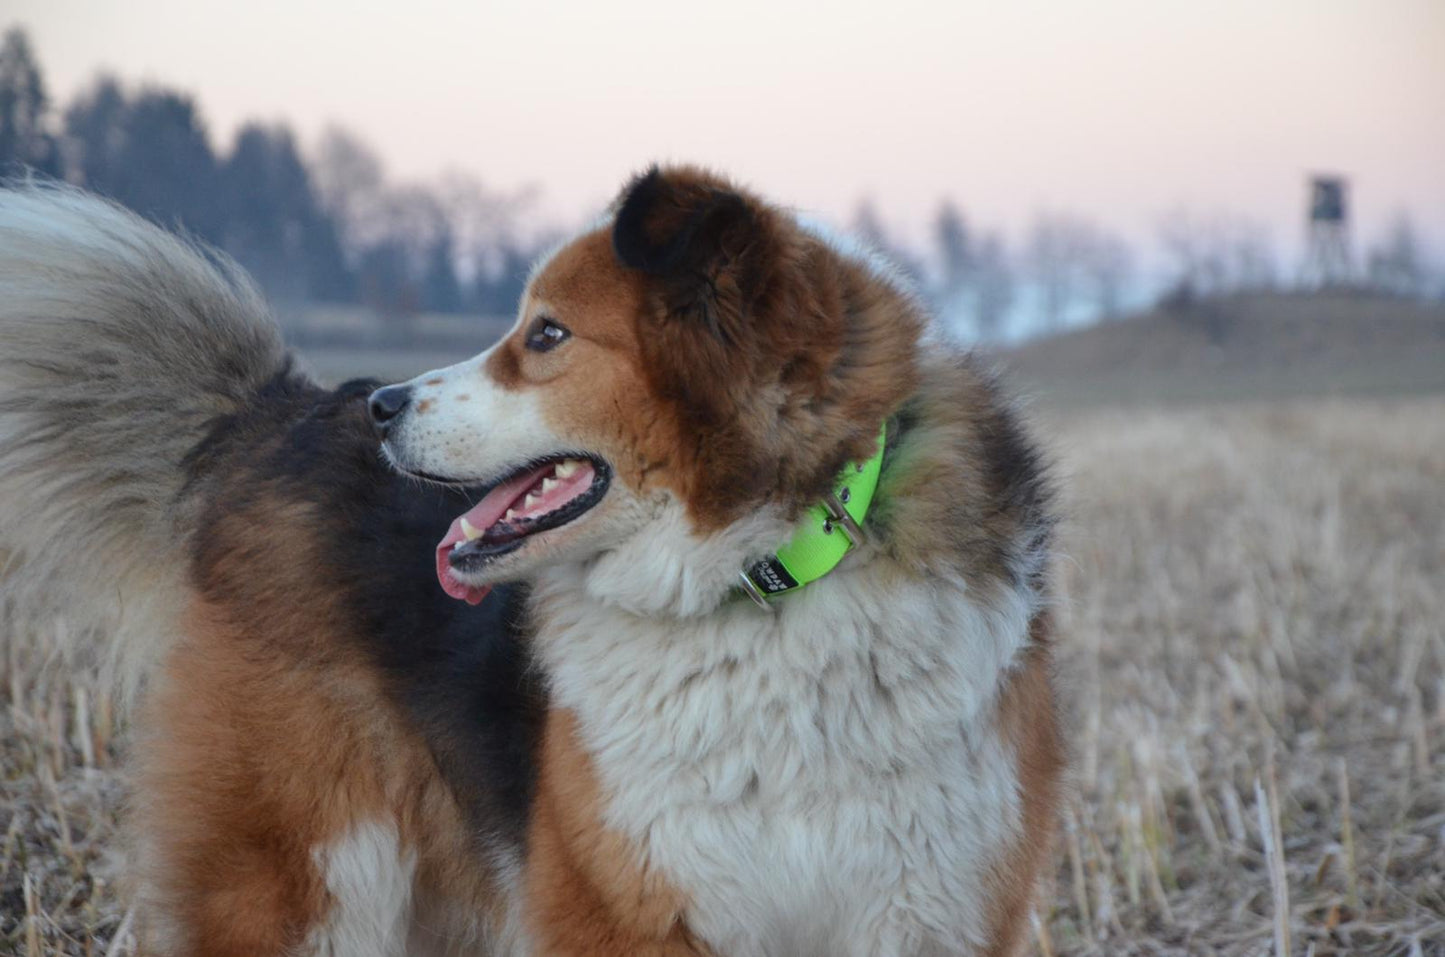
[10,0,1445,268]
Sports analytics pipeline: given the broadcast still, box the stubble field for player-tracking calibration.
[2,396,1442,955]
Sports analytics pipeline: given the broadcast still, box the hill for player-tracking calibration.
[998,291,1445,407]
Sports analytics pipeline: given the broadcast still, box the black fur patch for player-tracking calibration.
[612,167,754,276]
[191,377,544,853]
[613,166,688,275]
[612,165,763,341]
[962,357,1057,591]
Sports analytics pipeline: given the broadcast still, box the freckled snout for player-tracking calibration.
[368,384,412,434]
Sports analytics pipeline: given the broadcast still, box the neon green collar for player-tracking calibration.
[739,423,887,608]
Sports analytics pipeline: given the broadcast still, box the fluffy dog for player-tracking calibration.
[0,167,1061,956]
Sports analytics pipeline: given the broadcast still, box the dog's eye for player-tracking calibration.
[525,317,571,353]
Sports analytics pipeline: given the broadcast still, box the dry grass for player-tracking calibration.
[1038,398,1445,955]
[2,397,1443,955]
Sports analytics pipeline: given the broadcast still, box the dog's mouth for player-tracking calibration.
[433,455,611,604]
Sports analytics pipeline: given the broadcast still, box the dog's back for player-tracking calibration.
[0,185,540,954]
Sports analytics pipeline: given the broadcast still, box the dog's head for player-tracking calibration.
[374,166,921,611]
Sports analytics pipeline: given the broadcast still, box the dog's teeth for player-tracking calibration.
[523,493,539,510]
[555,459,579,479]
[541,477,558,493]
[504,508,517,521]
[460,517,482,541]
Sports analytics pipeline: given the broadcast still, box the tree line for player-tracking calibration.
[1,25,1437,340]
[0,26,548,322]
[856,199,1437,342]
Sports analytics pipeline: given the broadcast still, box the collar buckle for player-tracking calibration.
[735,422,887,610]
[821,491,865,547]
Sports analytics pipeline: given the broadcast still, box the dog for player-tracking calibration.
[0,167,1062,956]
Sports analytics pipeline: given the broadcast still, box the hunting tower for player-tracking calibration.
[1301,175,1352,287]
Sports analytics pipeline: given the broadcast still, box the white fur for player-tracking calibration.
[385,338,554,486]
[0,184,287,706]
[582,498,791,618]
[532,520,1037,956]
[305,822,416,957]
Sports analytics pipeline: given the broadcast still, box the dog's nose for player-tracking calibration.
[368,385,412,431]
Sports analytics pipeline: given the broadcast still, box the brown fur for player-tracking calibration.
[874,352,1054,596]
[132,472,508,952]
[983,617,1065,956]
[525,709,711,957]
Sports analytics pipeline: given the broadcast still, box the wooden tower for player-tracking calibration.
[1301,175,1352,287]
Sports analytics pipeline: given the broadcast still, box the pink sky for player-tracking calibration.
[11,0,1445,263]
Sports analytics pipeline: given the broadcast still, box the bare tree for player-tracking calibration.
[1027,214,1094,332]
[1227,221,1277,291]
[1159,208,1277,298]
[1367,214,1432,298]
[933,202,972,294]
[972,233,1014,342]
[923,200,1019,342]
[851,198,926,286]
[852,198,888,252]
[1026,214,1139,330]
[311,125,385,256]
[435,171,554,316]
[312,132,533,317]
[930,200,976,337]
[376,184,446,259]
[1080,231,1133,321]
[1158,208,1213,297]
[439,173,539,279]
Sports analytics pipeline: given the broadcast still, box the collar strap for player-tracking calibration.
[739,423,887,608]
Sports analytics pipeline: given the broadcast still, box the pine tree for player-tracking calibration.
[0,26,60,176]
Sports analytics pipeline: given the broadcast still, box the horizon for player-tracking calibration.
[9,0,1444,272]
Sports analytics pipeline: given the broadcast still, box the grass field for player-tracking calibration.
[2,395,1443,954]
[1037,399,1444,955]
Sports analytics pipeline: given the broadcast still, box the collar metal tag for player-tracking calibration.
[737,422,887,609]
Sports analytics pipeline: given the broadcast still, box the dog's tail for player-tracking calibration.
[0,183,295,704]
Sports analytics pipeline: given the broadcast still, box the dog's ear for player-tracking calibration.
[612,166,771,338]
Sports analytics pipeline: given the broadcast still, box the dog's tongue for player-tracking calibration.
[434,467,545,605]
[435,516,492,605]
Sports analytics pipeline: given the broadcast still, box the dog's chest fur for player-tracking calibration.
[533,560,1035,957]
